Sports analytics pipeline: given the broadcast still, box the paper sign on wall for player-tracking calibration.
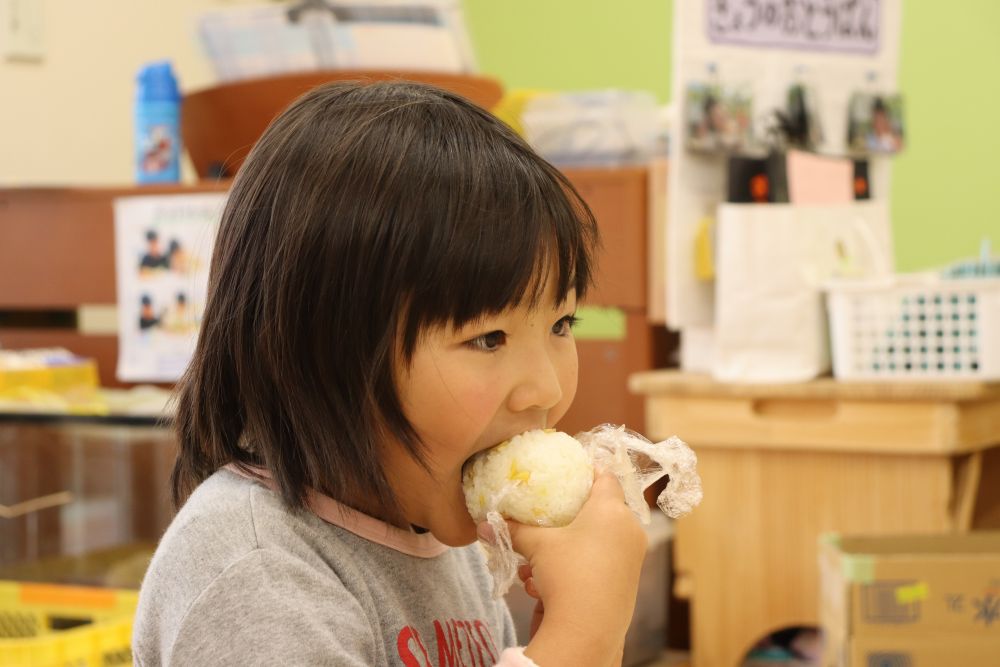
[707,0,881,54]
[114,193,225,382]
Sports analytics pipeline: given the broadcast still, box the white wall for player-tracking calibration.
[0,1,260,185]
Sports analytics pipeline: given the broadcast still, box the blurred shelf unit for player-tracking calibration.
[0,161,671,423]
[0,183,228,388]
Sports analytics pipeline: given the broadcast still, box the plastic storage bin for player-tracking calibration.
[826,274,1000,380]
[0,581,138,667]
[0,420,175,569]
[0,350,100,413]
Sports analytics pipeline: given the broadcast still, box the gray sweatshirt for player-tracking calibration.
[133,468,534,666]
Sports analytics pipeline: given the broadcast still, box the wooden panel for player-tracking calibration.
[182,70,504,179]
[677,447,954,667]
[0,424,66,564]
[0,184,228,308]
[630,370,1000,402]
[647,158,668,324]
[564,167,648,310]
[956,398,1000,449]
[643,393,1000,455]
[972,446,1000,530]
[558,310,673,437]
[0,190,118,306]
[0,422,176,569]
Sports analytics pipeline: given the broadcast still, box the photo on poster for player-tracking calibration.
[114,193,226,382]
[847,93,905,155]
[685,82,753,153]
[136,287,201,336]
[136,225,204,277]
[772,83,823,151]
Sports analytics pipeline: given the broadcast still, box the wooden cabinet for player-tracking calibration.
[630,371,1000,667]
[1,167,672,408]
[0,184,227,387]
[565,166,650,310]
[558,165,675,436]
[0,417,175,570]
[0,184,228,308]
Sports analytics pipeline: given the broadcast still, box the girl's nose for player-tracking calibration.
[507,348,565,414]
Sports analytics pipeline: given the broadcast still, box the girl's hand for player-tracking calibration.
[507,473,647,667]
[517,564,544,639]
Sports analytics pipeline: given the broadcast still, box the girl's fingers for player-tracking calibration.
[506,519,544,557]
[476,521,496,544]
[586,472,626,504]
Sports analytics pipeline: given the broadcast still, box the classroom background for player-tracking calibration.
[1,1,999,666]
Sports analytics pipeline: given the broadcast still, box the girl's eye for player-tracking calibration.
[552,314,579,337]
[468,330,507,352]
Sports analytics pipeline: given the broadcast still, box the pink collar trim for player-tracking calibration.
[224,464,449,559]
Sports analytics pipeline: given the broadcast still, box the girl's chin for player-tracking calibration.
[429,514,479,548]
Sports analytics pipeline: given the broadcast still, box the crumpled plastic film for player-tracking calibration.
[576,423,703,523]
[480,510,521,598]
[477,424,702,597]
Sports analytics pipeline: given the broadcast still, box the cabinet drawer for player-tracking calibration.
[639,393,1000,455]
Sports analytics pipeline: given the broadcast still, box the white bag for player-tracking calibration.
[521,90,660,166]
[713,201,893,383]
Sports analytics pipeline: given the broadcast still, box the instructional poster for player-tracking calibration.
[114,193,226,382]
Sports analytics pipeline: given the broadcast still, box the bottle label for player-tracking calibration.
[136,104,180,183]
[141,125,175,172]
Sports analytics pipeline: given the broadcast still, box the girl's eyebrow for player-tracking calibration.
[452,316,505,336]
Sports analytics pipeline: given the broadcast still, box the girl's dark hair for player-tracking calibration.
[171,81,599,522]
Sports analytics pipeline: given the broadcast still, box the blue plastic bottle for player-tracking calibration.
[135,61,181,184]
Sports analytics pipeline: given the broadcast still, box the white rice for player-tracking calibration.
[462,429,594,527]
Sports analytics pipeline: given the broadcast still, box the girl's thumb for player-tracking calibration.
[503,519,543,559]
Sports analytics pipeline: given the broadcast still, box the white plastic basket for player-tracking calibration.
[826,273,1000,381]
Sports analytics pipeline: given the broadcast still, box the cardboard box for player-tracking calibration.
[820,532,1000,667]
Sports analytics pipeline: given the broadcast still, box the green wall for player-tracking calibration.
[464,0,998,271]
[894,0,1000,270]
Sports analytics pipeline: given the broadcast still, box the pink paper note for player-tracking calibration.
[787,149,854,205]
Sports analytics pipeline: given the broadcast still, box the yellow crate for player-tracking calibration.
[0,359,99,395]
[0,358,104,414]
[0,581,138,667]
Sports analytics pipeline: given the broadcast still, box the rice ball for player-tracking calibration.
[463,429,594,527]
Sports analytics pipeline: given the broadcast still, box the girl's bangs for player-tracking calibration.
[399,163,597,357]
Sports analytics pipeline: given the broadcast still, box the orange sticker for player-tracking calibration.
[19,583,117,610]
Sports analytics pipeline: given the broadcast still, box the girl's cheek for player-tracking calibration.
[457,382,501,415]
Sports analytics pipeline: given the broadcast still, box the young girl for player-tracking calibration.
[134,80,648,666]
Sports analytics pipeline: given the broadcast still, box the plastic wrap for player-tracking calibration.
[474,424,702,597]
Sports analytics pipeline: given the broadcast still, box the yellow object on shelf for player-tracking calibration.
[0,581,138,667]
[0,350,104,414]
[0,358,98,394]
[491,89,550,137]
[693,215,716,280]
